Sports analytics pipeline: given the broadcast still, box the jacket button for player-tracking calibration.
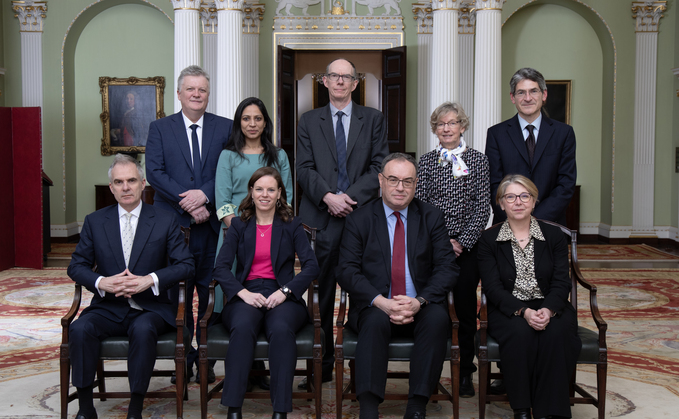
[190,177,194,181]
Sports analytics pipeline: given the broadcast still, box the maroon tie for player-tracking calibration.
[391,212,406,297]
[526,124,536,165]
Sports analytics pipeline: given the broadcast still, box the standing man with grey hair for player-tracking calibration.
[485,67,576,227]
[68,154,194,419]
[146,65,232,382]
[296,58,389,386]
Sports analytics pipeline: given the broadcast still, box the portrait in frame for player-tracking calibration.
[544,80,571,125]
[99,76,165,155]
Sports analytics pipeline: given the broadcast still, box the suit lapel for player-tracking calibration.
[498,240,516,277]
[242,220,257,276]
[346,103,363,158]
[507,115,530,166]
[171,111,193,168]
[405,201,419,283]
[320,105,338,162]
[373,201,392,280]
[201,112,215,167]
[104,206,127,273]
[270,217,283,274]
[533,116,554,168]
[128,204,154,272]
[533,235,546,280]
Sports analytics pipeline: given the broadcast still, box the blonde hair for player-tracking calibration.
[429,102,469,133]
[495,174,539,205]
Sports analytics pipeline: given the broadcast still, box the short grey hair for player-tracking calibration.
[381,152,418,173]
[108,154,144,183]
[326,58,357,78]
[430,102,470,133]
[177,65,210,92]
[509,68,547,95]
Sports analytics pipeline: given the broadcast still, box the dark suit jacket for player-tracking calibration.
[213,215,320,303]
[146,111,232,233]
[296,102,389,230]
[477,220,572,318]
[67,204,195,326]
[336,198,458,330]
[485,113,576,225]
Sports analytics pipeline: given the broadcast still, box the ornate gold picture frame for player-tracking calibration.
[99,76,165,155]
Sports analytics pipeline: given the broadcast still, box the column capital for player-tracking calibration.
[12,1,47,33]
[632,1,666,32]
[459,3,476,34]
[243,1,265,34]
[215,0,244,11]
[474,0,504,11]
[431,0,464,12]
[412,2,433,34]
[171,0,202,11]
[200,1,218,34]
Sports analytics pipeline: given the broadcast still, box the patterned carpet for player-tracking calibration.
[1,265,678,418]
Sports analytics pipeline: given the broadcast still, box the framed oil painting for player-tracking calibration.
[544,80,571,125]
[99,76,165,155]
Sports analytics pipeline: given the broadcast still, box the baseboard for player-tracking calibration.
[577,223,679,246]
[50,222,82,242]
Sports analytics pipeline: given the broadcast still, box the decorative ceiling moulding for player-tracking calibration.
[171,0,202,11]
[411,2,432,34]
[12,0,48,32]
[631,1,667,33]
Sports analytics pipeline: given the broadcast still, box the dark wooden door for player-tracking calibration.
[277,46,298,211]
[382,46,406,153]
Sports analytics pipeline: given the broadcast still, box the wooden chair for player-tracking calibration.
[198,223,323,419]
[59,227,191,419]
[334,289,460,419]
[475,220,608,419]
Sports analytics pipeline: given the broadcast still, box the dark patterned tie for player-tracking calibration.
[190,124,203,187]
[335,111,350,193]
[526,124,536,165]
[391,212,406,297]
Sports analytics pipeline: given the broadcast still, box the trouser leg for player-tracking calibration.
[127,310,172,395]
[453,243,480,377]
[408,303,450,398]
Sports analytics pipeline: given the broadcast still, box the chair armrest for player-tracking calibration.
[175,280,186,328]
[448,290,459,347]
[572,264,608,345]
[310,280,321,328]
[61,284,82,344]
[198,279,217,346]
[335,289,348,351]
[478,291,489,346]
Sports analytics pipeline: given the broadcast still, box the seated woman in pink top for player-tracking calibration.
[213,166,319,419]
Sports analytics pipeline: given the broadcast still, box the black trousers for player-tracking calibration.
[314,216,346,376]
[220,279,308,412]
[69,309,172,395]
[488,299,581,418]
[353,303,450,401]
[453,242,480,377]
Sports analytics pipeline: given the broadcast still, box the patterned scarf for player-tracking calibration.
[436,137,469,178]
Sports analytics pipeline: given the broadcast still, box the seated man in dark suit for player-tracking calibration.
[336,152,458,419]
[67,154,195,419]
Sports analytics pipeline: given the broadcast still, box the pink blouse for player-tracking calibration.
[246,223,276,281]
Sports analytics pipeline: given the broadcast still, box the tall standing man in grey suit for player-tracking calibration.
[296,58,389,384]
[485,67,576,226]
[146,66,232,382]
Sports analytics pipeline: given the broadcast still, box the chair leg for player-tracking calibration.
[176,353,185,419]
[59,344,70,419]
[313,356,322,418]
[597,362,607,419]
[199,354,208,419]
[336,356,344,419]
[349,359,356,396]
[96,360,106,401]
[478,359,488,419]
[452,357,460,419]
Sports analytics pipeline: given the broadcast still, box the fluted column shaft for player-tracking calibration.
[472,1,502,155]
[459,6,475,147]
[413,3,432,157]
[173,1,201,112]
[242,2,265,99]
[12,0,47,108]
[631,1,666,236]
[201,2,218,114]
[216,0,244,119]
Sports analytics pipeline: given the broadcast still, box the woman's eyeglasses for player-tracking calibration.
[503,193,532,203]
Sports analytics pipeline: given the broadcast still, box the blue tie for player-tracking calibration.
[335,111,350,193]
[190,124,203,187]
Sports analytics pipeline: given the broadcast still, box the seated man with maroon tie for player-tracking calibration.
[336,152,458,419]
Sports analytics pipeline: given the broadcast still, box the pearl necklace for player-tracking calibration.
[257,224,272,237]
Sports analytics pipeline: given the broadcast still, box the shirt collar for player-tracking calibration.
[181,111,204,130]
[496,217,545,242]
[382,200,408,220]
[118,201,143,219]
[517,112,542,133]
[329,101,353,119]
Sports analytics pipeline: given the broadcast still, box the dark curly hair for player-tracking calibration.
[225,97,281,169]
[239,166,293,223]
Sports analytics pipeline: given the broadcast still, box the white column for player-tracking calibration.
[201,2,218,115]
[459,5,475,148]
[631,1,666,237]
[472,0,503,155]
[172,0,202,113]
[429,0,462,151]
[412,3,433,157]
[12,1,47,108]
[216,0,244,119]
[242,1,265,99]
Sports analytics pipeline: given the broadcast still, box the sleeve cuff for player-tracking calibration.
[216,203,238,220]
[150,273,160,296]
[94,276,106,297]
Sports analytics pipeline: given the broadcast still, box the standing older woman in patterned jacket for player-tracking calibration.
[415,101,490,398]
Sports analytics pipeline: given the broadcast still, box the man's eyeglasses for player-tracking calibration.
[513,88,542,99]
[436,121,458,129]
[326,73,356,83]
[381,174,416,188]
[503,193,532,203]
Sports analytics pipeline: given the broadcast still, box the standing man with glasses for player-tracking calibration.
[484,67,577,395]
[485,67,576,227]
[296,58,389,387]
